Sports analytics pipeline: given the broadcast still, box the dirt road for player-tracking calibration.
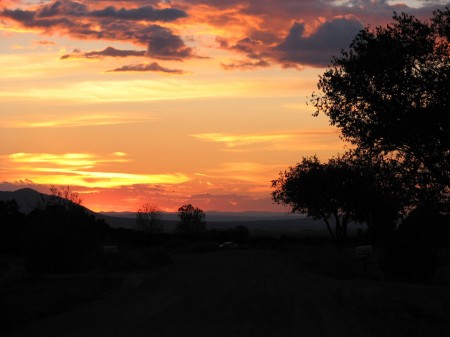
[5,249,403,337]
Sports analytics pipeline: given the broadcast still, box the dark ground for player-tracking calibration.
[2,247,450,337]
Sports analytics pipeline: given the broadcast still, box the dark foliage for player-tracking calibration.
[398,206,450,247]
[272,152,405,249]
[380,236,439,283]
[379,207,449,282]
[312,9,450,206]
[0,200,26,255]
[135,203,163,233]
[25,204,110,272]
[175,204,206,235]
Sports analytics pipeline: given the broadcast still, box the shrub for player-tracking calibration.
[380,237,438,283]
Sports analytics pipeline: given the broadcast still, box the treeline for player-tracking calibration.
[0,192,252,273]
[0,198,110,272]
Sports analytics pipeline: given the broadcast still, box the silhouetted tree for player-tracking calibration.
[136,203,163,233]
[271,153,406,249]
[311,10,450,201]
[45,185,83,209]
[342,150,409,241]
[176,204,206,235]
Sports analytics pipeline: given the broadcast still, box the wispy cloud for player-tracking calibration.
[0,79,253,102]
[0,113,155,128]
[9,152,128,167]
[5,152,190,188]
[192,132,293,148]
[192,129,342,152]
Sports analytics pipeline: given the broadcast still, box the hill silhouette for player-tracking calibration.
[0,188,45,213]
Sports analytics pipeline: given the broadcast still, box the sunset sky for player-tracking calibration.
[1,0,448,212]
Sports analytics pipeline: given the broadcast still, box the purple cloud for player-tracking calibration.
[273,17,365,67]
[107,62,185,74]
[61,46,146,59]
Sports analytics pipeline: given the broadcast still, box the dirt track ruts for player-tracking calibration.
[5,249,403,337]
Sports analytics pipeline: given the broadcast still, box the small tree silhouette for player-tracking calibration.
[136,203,163,233]
[176,204,206,235]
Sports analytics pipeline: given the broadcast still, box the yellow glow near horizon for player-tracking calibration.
[5,152,190,188]
[9,152,128,167]
[29,168,190,187]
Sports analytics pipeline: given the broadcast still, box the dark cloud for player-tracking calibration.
[108,62,185,74]
[146,26,193,60]
[273,16,364,67]
[217,36,270,69]
[232,37,264,54]
[90,6,187,22]
[35,0,187,22]
[1,8,35,23]
[36,0,88,18]
[61,46,146,59]
[0,1,193,61]
[2,0,448,70]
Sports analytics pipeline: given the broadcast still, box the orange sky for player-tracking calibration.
[0,0,446,212]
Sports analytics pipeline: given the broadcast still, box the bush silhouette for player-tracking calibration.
[380,237,438,283]
[175,204,206,235]
[26,204,109,272]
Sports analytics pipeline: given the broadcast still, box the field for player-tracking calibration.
[2,241,450,337]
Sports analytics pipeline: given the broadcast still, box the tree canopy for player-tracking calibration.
[176,204,206,234]
[271,152,406,248]
[311,9,450,192]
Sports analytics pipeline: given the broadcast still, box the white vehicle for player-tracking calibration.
[219,242,238,249]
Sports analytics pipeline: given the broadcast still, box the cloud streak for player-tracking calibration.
[61,46,146,59]
[0,112,155,128]
[107,62,185,74]
[192,129,343,152]
[9,152,128,167]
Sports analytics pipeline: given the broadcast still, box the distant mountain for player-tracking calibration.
[0,188,135,228]
[99,210,306,222]
[0,188,45,213]
[0,188,96,216]
[1,188,365,234]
